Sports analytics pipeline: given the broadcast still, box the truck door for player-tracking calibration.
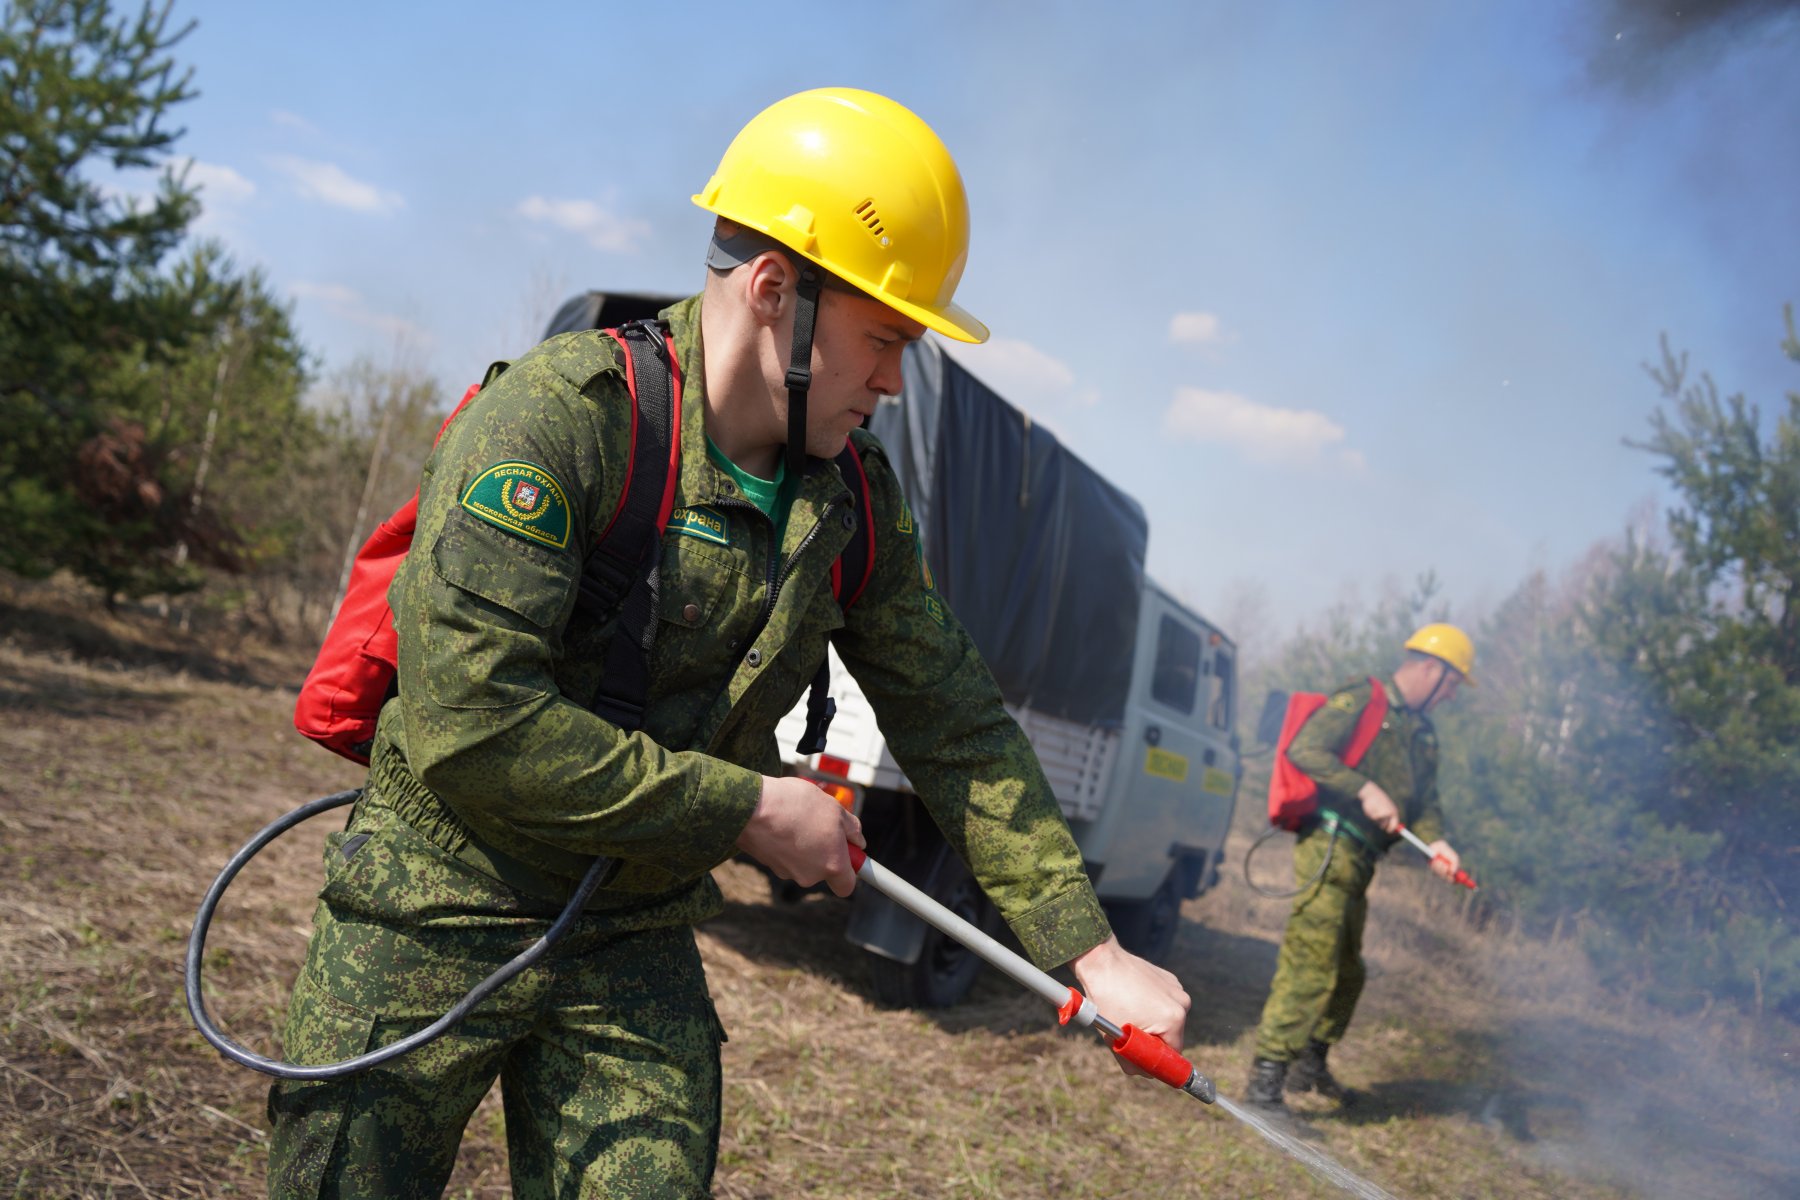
[1091,589,1237,904]
[1197,630,1240,891]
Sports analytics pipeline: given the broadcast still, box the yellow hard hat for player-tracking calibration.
[692,87,988,344]
[1405,623,1476,685]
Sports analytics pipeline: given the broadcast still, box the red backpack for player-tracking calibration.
[294,321,875,764]
[1266,678,1388,831]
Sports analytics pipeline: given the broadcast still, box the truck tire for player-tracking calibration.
[1104,870,1184,964]
[867,860,994,1008]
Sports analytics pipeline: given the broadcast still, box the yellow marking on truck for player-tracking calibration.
[1201,767,1235,795]
[1144,746,1189,782]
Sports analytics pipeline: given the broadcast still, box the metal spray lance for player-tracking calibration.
[845,842,1217,1103]
[1394,823,1478,889]
[847,842,1415,1199]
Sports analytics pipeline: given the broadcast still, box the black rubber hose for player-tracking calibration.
[184,788,613,1080]
[1242,821,1338,900]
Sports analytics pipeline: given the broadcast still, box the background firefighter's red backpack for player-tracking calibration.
[1265,678,1388,830]
[293,320,875,765]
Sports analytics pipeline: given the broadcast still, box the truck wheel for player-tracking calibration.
[867,863,993,1008]
[1105,871,1183,964]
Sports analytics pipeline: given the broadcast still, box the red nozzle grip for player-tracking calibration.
[1429,853,1479,891]
[847,842,866,872]
[1111,1024,1194,1089]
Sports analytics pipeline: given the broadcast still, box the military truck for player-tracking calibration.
[543,292,1243,1007]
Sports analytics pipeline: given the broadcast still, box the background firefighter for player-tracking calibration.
[1245,623,1472,1112]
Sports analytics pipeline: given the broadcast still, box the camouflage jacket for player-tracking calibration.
[1287,676,1444,853]
[370,295,1109,968]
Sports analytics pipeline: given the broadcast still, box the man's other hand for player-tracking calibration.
[1357,780,1400,833]
[1070,935,1190,1074]
[736,776,866,898]
[1427,839,1461,881]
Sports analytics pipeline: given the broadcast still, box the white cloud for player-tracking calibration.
[184,159,256,206]
[270,110,321,136]
[268,155,404,214]
[1169,311,1230,346]
[288,281,362,307]
[288,280,431,345]
[945,337,1091,404]
[516,195,651,253]
[1163,386,1361,468]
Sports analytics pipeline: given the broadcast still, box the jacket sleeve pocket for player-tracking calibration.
[428,509,578,631]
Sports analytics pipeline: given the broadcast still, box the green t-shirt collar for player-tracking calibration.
[705,437,783,513]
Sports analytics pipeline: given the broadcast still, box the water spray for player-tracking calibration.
[1394,823,1478,889]
[848,843,1403,1200]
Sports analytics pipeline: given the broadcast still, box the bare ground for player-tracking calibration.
[2,580,1796,1198]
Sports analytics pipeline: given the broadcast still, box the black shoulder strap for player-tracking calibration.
[581,320,677,733]
[795,441,876,757]
[832,441,875,610]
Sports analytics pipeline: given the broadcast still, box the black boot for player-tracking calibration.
[1287,1039,1360,1105]
[1245,1058,1289,1111]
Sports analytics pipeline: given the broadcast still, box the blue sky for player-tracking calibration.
[148,0,1800,644]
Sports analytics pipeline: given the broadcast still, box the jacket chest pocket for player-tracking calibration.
[652,535,759,688]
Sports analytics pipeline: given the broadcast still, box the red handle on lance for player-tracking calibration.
[1395,824,1478,890]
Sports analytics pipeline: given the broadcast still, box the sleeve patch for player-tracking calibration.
[909,524,942,610]
[459,462,572,549]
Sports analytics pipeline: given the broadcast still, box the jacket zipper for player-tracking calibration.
[702,489,849,749]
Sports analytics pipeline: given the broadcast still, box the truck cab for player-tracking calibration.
[1068,583,1239,962]
[774,581,1241,1008]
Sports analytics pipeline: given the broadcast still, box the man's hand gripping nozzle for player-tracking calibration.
[846,842,1216,1104]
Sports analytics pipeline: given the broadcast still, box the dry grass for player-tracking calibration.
[1,577,1794,1198]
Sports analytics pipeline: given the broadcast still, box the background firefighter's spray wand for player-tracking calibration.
[846,843,1216,1103]
[1395,823,1478,889]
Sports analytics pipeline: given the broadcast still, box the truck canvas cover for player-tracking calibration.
[541,291,679,337]
[869,340,1148,729]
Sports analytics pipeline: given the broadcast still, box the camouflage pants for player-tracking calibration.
[266,805,726,1199]
[1253,825,1376,1062]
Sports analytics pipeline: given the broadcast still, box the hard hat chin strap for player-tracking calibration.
[1413,657,1457,713]
[785,264,823,478]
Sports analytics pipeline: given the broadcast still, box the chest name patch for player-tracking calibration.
[460,462,572,549]
[670,506,729,546]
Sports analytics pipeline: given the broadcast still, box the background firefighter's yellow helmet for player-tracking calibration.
[1404,623,1477,685]
[691,87,988,344]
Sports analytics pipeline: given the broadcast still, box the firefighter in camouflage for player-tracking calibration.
[1244,624,1472,1114]
[267,88,1190,1199]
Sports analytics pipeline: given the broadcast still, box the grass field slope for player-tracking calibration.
[3,579,1795,1199]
